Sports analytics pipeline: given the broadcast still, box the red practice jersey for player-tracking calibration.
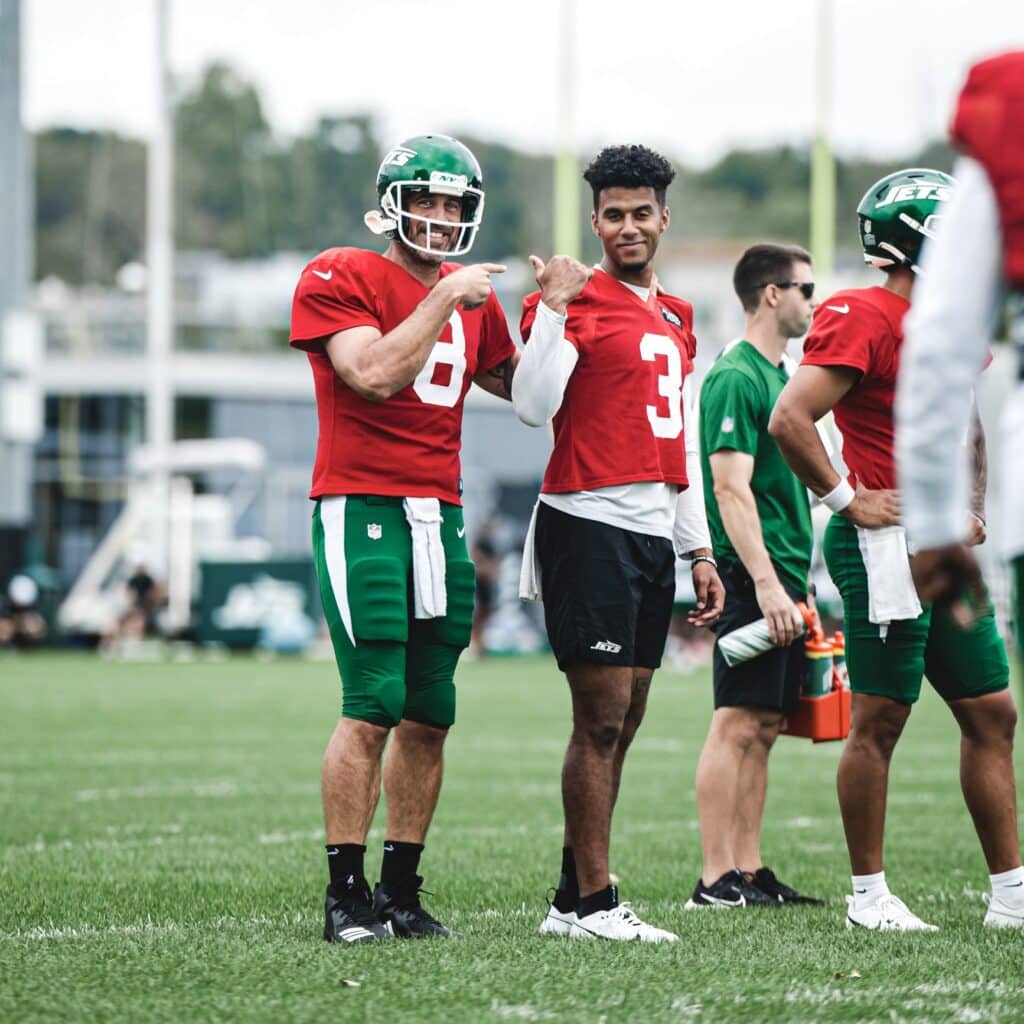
[521,270,697,494]
[952,50,1024,290]
[800,286,910,490]
[290,247,515,505]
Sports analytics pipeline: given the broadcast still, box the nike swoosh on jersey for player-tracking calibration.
[456,527,466,538]
[826,303,850,314]
[312,269,333,280]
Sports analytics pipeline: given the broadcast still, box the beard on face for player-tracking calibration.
[398,216,458,265]
[612,249,651,273]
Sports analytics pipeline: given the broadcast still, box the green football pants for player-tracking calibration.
[823,516,1008,705]
[312,495,476,728]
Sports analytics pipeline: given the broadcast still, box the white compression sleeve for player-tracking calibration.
[897,157,1003,548]
[511,301,579,427]
[674,377,713,556]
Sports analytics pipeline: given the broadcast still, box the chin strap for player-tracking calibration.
[364,209,396,236]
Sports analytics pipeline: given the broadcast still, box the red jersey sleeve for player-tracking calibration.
[520,288,597,351]
[290,249,382,352]
[801,296,879,376]
[477,292,516,373]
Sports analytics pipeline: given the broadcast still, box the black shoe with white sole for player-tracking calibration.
[373,875,456,938]
[748,866,824,906]
[323,883,392,944]
[684,869,775,909]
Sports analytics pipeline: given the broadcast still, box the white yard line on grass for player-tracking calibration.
[6,834,225,854]
[74,779,318,802]
[489,1000,556,1021]
[0,750,251,767]
[2,911,308,943]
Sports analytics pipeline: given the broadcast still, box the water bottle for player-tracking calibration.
[802,630,834,696]
[718,602,813,667]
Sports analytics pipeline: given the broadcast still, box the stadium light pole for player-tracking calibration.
[146,0,174,576]
[553,0,579,258]
[810,0,836,285]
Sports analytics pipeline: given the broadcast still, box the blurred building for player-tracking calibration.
[26,256,559,591]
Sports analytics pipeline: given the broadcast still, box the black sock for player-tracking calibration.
[553,847,579,912]
[380,840,424,887]
[577,884,618,918]
[326,844,366,896]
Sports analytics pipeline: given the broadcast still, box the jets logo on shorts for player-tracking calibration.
[367,524,383,540]
[590,640,623,653]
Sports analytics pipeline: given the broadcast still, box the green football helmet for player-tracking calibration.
[365,134,485,257]
[856,168,956,273]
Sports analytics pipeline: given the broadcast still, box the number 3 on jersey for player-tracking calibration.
[639,333,683,439]
[413,311,467,408]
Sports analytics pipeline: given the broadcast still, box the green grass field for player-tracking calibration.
[2,653,1023,1023]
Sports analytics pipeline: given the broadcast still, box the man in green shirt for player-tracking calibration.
[686,243,822,909]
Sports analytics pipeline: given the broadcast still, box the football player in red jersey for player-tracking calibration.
[290,134,518,943]
[770,169,1020,931]
[513,145,724,942]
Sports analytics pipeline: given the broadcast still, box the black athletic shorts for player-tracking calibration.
[712,557,807,713]
[535,501,675,671]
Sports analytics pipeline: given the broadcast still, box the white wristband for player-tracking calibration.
[822,479,855,513]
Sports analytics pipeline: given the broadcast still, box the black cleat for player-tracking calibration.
[684,869,775,909]
[323,883,391,944]
[373,875,456,938]
[748,866,824,906]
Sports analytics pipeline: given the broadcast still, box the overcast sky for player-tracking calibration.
[22,0,1024,166]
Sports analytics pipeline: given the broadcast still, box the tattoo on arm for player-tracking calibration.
[487,357,515,400]
[970,413,987,517]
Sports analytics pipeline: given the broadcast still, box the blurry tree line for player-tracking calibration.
[35,62,954,286]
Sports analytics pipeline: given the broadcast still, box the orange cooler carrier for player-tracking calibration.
[780,611,851,743]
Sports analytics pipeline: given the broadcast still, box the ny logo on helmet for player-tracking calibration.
[875,184,952,208]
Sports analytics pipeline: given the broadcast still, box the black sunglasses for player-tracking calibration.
[757,280,815,300]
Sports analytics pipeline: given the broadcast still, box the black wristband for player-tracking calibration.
[691,554,718,571]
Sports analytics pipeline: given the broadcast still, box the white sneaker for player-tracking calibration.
[539,904,577,935]
[845,893,938,932]
[571,902,678,943]
[984,893,1024,928]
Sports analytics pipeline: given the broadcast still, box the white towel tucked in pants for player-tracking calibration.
[518,501,542,601]
[855,525,923,627]
[403,497,447,619]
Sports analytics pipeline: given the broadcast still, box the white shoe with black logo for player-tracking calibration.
[844,893,938,932]
[571,903,677,943]
[539,903,577,935]
[984,892,1024,928]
